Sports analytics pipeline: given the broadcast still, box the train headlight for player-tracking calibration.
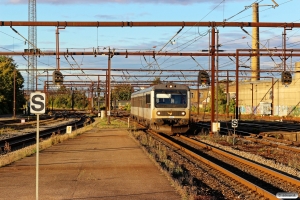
[181,111,186,116]
[157,111,161,115]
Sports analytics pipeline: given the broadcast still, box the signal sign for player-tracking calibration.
[231,119,238,128]
[53,70,64,85]
[198,70,210,86]
[281,71,292,85]
[30,92,46,114]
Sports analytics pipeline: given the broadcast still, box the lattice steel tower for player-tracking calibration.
[28,0,37,91]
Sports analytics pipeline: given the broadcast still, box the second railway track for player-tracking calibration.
[130,122,300,199]
[0,113,93,153]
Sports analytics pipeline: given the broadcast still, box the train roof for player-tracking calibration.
[131,83,190,96]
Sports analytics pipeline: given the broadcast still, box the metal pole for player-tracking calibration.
[283,28,287,71]
[98,75,100,114]
[56,27,59,70]
[35,70,38,91]
[216,30,219,122]
[91,83,94,113]
[226,70,229,118]
[235,49,239,119]
[271,77,274,115]
[46,70,48,112]
[283,27,292,71]
[251,3,260,81]
[210,27,216,134]
[107,49,111,124]
[13,70,16,119]
[36,114,40,200]
[105,71,108,118]
[71,89,74,111]
[251,83,254,114]
[56,27,65,71]
[197,81,199,116]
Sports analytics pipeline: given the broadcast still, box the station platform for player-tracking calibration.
[0,128,181,200]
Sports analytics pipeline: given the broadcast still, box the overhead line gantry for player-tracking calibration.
[2,21,300,28]
[2,20,300,130]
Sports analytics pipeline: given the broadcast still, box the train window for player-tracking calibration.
[146,94,151,104]
[155,89,187,108]
[157,94,171,98]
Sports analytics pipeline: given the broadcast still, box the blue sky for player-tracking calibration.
[1,0,299,89]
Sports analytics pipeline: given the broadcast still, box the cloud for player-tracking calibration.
[5,0,246,5]
[95,12,150,20]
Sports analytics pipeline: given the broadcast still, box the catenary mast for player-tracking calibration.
[28,0,37,91]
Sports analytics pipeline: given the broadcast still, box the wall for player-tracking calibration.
[190,63,300,116]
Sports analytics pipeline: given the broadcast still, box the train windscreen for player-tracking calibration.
[154,89,187,108]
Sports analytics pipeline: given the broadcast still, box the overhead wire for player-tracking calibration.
[216,0,296,76]
[223,0,262,22]
[231,0,292,22]
[0,30,24,42]
[0,0,297,86]
[164,0,268,81]
[70,55,93,82]
[10,26,44,56]
[177,0,225,40]
[139,0,226,82]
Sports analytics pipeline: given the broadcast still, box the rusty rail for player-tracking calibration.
[181,135,300,187]
[149,131,276,199]
[244,136,300,153]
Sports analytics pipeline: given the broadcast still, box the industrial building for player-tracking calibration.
[190,62,300,117]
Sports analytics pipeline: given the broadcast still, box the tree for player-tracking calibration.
[216,85,227,114]
[152,77,162,85]
[216,85,236,114]
[47,86,88,110]
[111,84,132,101]
[202,85,234,114]
[0,56,26,115]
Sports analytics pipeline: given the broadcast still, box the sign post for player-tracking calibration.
[231,119,238,128]
[231,119,238,145]
[30,92,45,200]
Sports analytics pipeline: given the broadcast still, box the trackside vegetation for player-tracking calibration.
[0,56,26,115]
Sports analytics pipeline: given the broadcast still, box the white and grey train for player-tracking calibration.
[130,82,191,135]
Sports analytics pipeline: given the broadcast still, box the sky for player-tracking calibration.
[1,0,299,90]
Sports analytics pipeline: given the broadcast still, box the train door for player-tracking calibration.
[141,93,144,120]
[138,95,141,122]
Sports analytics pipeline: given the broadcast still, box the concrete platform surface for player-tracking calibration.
[0,128,181,200]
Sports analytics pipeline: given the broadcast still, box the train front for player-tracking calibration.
[151,83,190,135]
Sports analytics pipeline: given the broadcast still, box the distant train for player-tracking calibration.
[130,82,190,135]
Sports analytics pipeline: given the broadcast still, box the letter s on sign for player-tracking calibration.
[30,93,46,114]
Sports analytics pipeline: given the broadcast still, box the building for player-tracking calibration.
[190,62,300,117]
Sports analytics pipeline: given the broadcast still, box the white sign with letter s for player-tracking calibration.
[30,92,46,114]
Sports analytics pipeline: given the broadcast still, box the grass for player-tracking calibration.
[0,116,128,168]
[94,117,129,129]
[0,127,15,135]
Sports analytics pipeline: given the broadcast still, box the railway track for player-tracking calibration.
[0,114,93,153]
[126,112,300,199]
[142,129,300,199]
[106,115,300,199]
[181,135,300,194]
[193,121,300,154]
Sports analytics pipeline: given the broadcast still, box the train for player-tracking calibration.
[130,82,191,135]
